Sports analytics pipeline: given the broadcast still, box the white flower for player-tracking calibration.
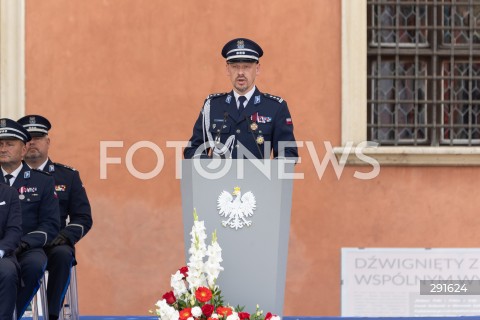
[155,214,228,320]
[271,316,281,320]
[191,306,202,317]
[154,299,163,309]
[186,218,209,290]
[226,311,240,320]
[171,271,187,297]
[204,241,223,287]
[155,299,179,320]
[190,220,207,250]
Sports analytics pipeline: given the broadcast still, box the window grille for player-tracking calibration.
[367,0,480,146]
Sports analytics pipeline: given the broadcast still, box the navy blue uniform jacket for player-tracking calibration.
[11,162,60,248]
[0,184,22,256]
[184,88,298,159]
[43,159,92,245]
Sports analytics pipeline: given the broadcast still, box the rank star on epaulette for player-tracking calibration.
[264,93,284,103]
[206,92,227,99]
[54,162,76,171]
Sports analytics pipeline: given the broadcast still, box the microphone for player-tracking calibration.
[215,112,229,145]
[245,115,264,159]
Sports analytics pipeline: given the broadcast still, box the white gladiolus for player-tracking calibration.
[204,240,223,287]
[186,218,209,290]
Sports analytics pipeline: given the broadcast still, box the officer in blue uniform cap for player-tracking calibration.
[18,114,93,320]
[184,37,298,160]
[0,122,22,320]
[0,118,60,319]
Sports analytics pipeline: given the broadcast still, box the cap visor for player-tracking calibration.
[227,58,258,63]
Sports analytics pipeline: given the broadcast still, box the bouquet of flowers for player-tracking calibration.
[152,210,280,320]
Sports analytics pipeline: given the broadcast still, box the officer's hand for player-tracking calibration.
[50,231,70,246]
[14,241,29,256]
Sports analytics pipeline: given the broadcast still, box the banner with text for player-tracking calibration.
[341,248,480,317]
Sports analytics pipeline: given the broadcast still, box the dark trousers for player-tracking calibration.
[45,245,75,318]
[16,248,47,319]
[0,257,19,320]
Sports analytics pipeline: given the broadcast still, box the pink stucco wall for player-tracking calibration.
[24,0,479,316]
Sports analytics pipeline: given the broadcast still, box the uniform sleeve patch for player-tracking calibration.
[286,118,293,125]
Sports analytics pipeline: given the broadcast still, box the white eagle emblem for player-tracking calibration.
[217,186,256,230]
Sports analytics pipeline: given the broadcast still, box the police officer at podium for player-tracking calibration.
[18,115,93,320]
[0,118,60,319]
[0,181,22,320]
[183,38,298,160]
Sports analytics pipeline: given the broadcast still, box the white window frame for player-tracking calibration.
[334,0,480,166]
[0,0,25,119]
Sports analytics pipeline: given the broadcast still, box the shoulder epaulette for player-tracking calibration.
[32,168,51,176]
[54,162,77,171]
[206,92,228,100]
[264,93,284,103]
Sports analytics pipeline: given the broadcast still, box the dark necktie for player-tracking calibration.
[4,174,13,186]
[238,96,247,116]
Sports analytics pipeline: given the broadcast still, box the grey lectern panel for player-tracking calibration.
[181,159,294,316]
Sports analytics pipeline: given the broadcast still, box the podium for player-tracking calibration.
[181,159,295,316]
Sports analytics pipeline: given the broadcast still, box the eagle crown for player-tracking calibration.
[232,186,241,196]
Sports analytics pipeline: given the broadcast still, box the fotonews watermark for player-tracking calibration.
[99,140,381,180]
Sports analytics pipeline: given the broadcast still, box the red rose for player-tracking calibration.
[179,266,189,278]
[195,286,213,303]
[216,306,232,318]
[162,291,176,305]
[264,313,273,320]
[179,308,192,320]
[202,304,215,317]
[238,312,250,320]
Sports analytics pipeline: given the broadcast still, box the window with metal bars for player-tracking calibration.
[367,0,480,146]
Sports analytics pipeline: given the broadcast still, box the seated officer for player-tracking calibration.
[184,38,298,160]
[0,118,60,319]
[18,115,93,320]
[0,183,22,320]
